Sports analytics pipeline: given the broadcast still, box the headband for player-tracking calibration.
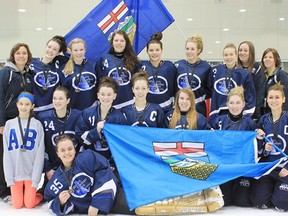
[17,92,34,104]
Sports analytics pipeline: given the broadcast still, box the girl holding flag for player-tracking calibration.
[75,77,125,167]
[164,88,210,130]
[252,83,288,212]
[138,88,223,214]
[96,30,142,109]
[210,86,256,207]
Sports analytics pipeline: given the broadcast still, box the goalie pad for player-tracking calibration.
[135,187,224,215]
[203,186,224,212]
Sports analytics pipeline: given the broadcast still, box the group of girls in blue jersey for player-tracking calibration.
[1,29,288,215]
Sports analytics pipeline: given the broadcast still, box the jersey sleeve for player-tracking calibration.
[243,73,256,116]
[277,70,288,111]
[78,150,117,214]
[3,121,14,187]
[156,106,164,128]
[0,69,8,126]
[163,111,173,128]
[31,120,45,188]
[197,113,211,130]
[75,110,101,147]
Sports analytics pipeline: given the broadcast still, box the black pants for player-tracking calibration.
[220,177,253,207]
[111,184,136,215]
[0,134,10,198]
[250,170,288,211]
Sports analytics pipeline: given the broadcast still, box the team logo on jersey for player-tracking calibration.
[70,172,93,198]
[153,141,218,180]
[214,78,237,95]
[108,68,131,86]
[34,71,59,88]
[177,73,201,91]
[148,76,168,94]
[71,71,97,91]
[266,134,286,156]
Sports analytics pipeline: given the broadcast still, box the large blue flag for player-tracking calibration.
[65,0,174,61]
[103,123,284,210]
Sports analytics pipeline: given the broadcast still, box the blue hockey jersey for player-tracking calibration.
[60,59,98,110]
[75,104,125,159]
[164,110,211,130]
[265,67,288,113]
[257,111,288,170]
[122,103,164,127]
[174,59,211,116]
[141,60,177,113]
[36,108,82,172]
[209,114,256,131]
[44,150,117,215]
[30,56,68,112]
[96,54,142,109]
[208,64,256,119]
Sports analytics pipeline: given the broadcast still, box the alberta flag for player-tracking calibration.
[65,0,174,61]
[103,123,284,210]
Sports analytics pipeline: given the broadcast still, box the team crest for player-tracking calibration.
[266,134,286,155]
[148,76,168,94]
[153,141,218,180]
[34,71,59,88]
[71,71,97,91]
[70,172,93,198]
[214,78,237,95]
[177,73,201,91]
[108,68,131,86]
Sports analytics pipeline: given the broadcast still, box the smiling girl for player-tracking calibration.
[3,92,44,209]
[252,83,288,212]
[30,36,68,113]
[61,38,98,110]
[122,71,164,127]
[164,88,210,130]
[75,77,125,166]
[37,86,82,181]
[96,30,142,109]
[174,35,211,116]
[208,43,256,121]
[44,134,117,215]
[0,43,33,200]
[209,86,256,207]
[141,32,177,113]
[261,48,288,113]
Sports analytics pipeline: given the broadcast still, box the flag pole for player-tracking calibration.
[173,20,187,41]
[263,136,288,158]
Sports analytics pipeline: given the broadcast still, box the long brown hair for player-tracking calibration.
[169,88,197,129]
[109,30,140,71]
[237,41,255,72]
